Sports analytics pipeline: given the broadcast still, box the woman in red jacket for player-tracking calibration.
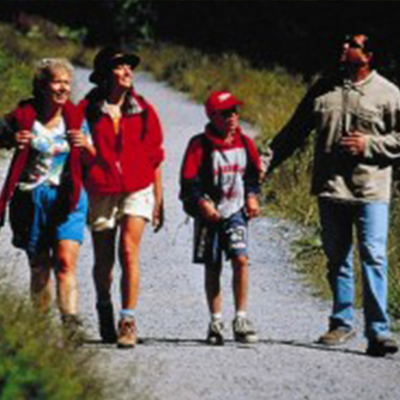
[0,58,93,338]
[81,47,165,348]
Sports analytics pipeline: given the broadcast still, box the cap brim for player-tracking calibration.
[89,53,141,84]
[214,98,243,111]
[112,54,141,69]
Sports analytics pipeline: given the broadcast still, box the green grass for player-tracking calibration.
[0,289,103,400]
[0,22,96,114]
[140,41,400,324]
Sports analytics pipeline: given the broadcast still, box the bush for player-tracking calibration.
[0,288,103,400]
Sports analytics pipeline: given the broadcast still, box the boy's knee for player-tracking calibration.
[233,254,249,268]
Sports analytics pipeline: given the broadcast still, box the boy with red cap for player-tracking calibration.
[180,91,262,345]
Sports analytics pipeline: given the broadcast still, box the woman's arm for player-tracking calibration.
[152,165,164,232]
[68,124,97,166]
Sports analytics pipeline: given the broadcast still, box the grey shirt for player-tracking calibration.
[270,71,400,203]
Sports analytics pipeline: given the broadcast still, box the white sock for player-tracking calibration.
[211,313,222,322]
[236,310,247,319]
[120,309,135,320]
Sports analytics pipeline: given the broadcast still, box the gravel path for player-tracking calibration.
[1,68,400,400]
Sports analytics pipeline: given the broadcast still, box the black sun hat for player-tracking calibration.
[89,46,141,84]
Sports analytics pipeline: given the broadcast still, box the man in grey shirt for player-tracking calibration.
[268,33,400,356]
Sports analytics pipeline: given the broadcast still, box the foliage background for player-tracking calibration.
[2,1,400,80]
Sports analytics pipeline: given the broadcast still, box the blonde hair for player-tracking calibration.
[33,58,74,98]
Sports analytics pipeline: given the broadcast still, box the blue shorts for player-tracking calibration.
[193,209,248,265]
[9,185,88,257]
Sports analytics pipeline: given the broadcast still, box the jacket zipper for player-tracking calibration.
[106,113,124,191]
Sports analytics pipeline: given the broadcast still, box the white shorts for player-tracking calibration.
[88,185,154,232]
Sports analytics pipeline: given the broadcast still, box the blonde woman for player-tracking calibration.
[0,58,93,337]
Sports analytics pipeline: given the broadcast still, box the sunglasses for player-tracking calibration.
[344,35,367,50]
[217,107,239,118]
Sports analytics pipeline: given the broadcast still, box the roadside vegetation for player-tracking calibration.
[0,20,95,114]
[0,286,103,400]
[140,42,400,324]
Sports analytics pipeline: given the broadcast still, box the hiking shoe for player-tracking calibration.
[96,302,117,344]
[366,336,399,357]
[117,318,137,349]
[206,320,225,346]
[232,317,259,344]
[317,327,356,346]
[61,314,86,345]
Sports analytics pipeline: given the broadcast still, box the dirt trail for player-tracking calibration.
[0,68,399,400]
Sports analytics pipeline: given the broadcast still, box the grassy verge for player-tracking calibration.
[140,41,400,323]
[0,21,96,114]
[0,286,103,400]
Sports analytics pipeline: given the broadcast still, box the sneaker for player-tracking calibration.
[117,317,137,349]
[206,320,225,346]
[317,327,356,346]
[61,314,86,345]
[232,317,258,344]
[96,302,117,344]
[366,336,399,357]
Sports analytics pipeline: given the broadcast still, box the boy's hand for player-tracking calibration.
[153,200,164,233]
[246,195,260,219]
[198,200,221,223]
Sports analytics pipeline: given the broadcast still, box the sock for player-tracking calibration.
[120,309,135,320]
[211,313,222,323]
[236,310,247,319]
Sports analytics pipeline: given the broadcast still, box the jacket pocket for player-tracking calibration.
[355,107,381,133]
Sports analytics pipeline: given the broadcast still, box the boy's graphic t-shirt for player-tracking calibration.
[212,146,247,218]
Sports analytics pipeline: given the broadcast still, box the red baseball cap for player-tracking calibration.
[205,91,243,118]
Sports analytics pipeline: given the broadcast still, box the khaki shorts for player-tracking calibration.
[88,185,154,232]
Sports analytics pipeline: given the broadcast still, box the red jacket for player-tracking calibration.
[180,124,261,218]
[0,99,84,226]
[80,89,164,195]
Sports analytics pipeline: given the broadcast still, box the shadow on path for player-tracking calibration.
[84,337,399,361]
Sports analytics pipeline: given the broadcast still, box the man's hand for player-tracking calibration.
[198,200,221,223]
[246,195,261,219]
[260,148,274,181]
[340,131,367,156]
[15,130,34,150]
